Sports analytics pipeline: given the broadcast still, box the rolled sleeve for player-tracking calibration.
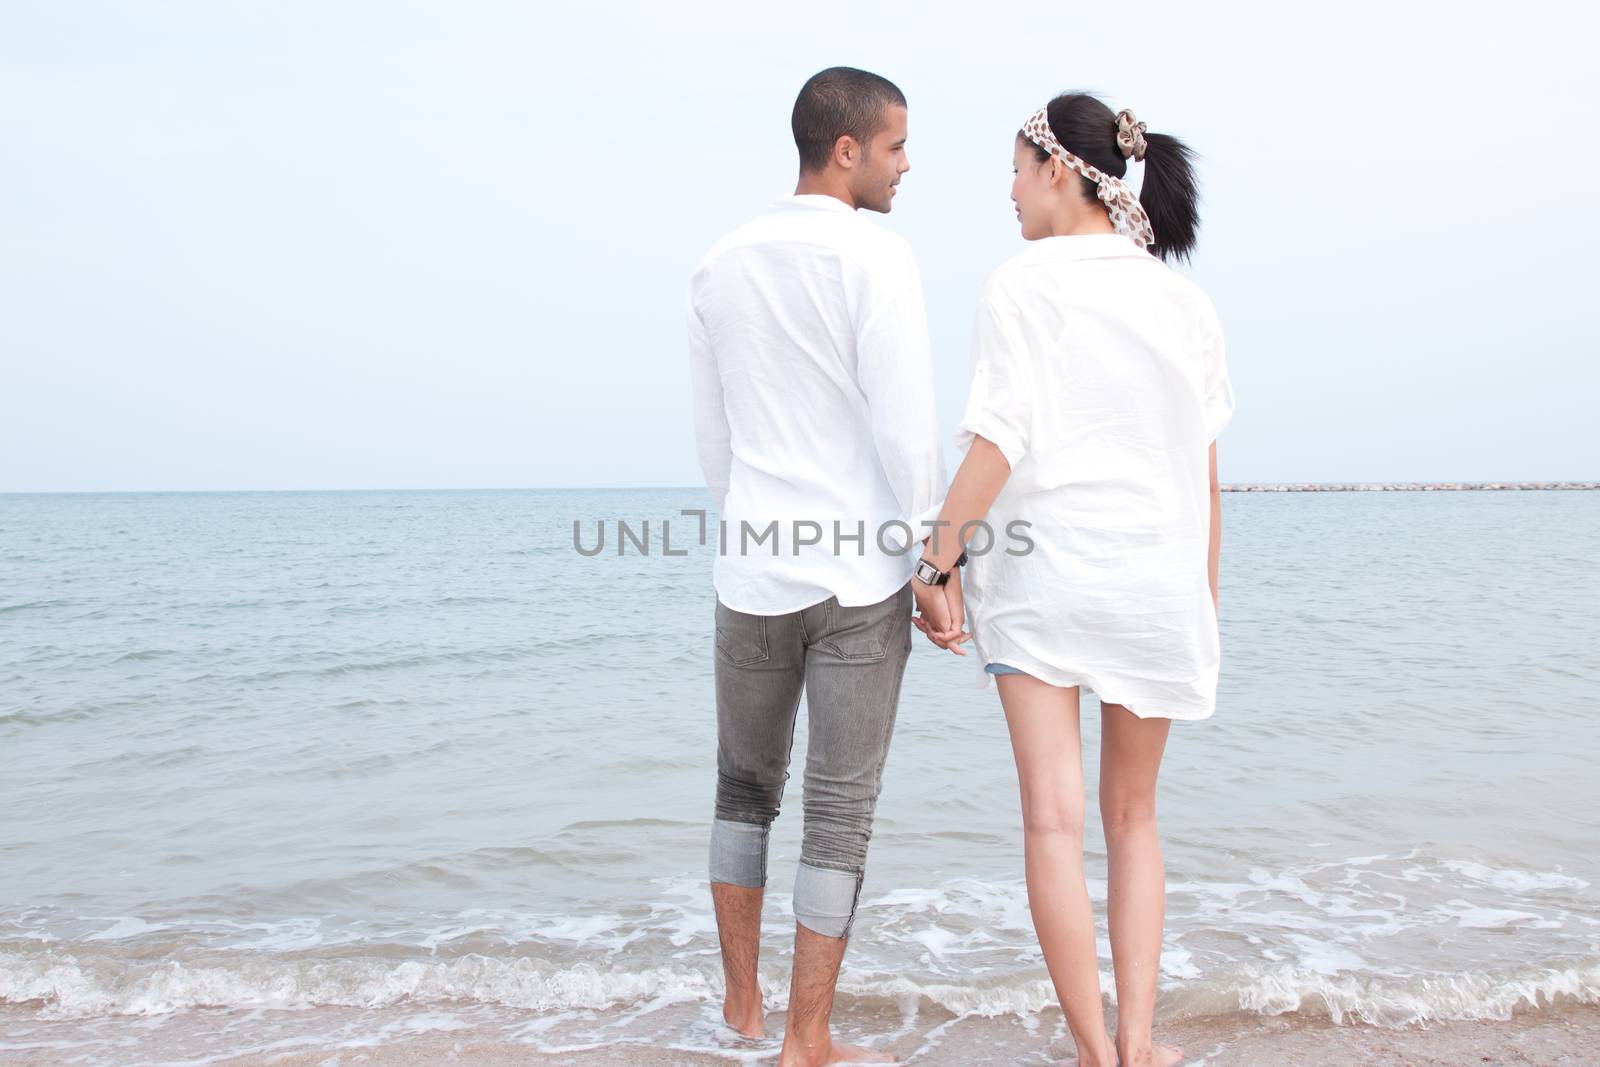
[1200,307,1235,443]
[952,289,1031,469]
[687,296,732,511]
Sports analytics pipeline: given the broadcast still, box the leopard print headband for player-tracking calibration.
[1021,106,1156,251]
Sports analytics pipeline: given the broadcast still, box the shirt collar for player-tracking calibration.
[1014,232,1152,263]
[773,193,858,215]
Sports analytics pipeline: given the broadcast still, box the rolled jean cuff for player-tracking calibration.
[709,818,768,888]
[793,861,863,939]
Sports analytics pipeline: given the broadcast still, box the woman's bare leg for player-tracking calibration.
[1099,702,1182,1067]
[998,675,1116,1067]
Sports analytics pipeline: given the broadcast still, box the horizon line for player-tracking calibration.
[2,481,1598,497]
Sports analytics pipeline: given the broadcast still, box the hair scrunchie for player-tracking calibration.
[1115,109,1148,162]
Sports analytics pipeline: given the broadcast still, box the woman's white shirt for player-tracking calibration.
[954,232,1234,720]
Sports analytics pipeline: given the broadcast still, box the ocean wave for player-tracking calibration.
[0,952,719,1018]
[4,950,1596,1028]
[1165,958,1600,1026]
[1440,859,1590,893]
[0,598,72,615]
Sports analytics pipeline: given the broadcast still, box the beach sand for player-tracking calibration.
[208,1005,1595,1066]
[4,1001,1588,1067]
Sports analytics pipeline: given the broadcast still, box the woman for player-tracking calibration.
[912,93,1233,1067]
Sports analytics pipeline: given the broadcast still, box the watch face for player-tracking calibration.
[914,560,939,584]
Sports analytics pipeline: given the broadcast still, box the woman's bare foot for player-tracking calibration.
[1059,1054,1118,1067]
[1059,1029,1119,1067]
[1111,1040,1184,1067]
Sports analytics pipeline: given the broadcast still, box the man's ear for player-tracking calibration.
[833,135,859,171]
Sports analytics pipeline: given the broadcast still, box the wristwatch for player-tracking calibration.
[912,550,968,587]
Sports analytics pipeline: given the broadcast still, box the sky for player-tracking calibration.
[2,0,1596,492]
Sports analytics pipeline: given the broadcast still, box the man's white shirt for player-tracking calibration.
[688,193,945,615]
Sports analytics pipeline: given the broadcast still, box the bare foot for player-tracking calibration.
[824,1040,896,1064]
[778,1037,896,1066]
[1059,1035,1118,1067]
[722,990,765,1039]
[1110,1042,1185,1067]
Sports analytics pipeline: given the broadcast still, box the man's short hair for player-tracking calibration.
[791,67,907,173]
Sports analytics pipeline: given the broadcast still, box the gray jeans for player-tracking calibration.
[709,583,913,939]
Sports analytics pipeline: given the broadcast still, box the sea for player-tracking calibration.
[2,488,1597,1065]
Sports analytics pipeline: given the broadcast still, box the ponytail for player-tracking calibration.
[1137,131,1200,264]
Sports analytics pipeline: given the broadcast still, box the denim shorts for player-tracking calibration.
[985,661,1028,677]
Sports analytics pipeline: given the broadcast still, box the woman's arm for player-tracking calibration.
[923,435,1011,572]
[1208,441,1221,613]
[911,435,1012,649]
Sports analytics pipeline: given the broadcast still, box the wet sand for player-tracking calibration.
[36,1001,1585,1067]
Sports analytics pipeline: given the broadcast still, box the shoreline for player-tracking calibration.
[5,999,1597,1067]
[172,1001,1600,1067]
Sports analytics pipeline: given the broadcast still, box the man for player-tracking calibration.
[687,67,950,1066]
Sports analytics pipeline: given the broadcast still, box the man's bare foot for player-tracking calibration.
[722,990,765,1039]
[778,1036,895,1066]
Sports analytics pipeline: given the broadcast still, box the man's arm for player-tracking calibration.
[854,248,945,541]
[688,300,732,512]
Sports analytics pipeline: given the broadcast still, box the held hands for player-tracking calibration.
[911,568,971,655]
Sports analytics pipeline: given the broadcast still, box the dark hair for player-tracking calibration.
[1022,92,1200,263]
[791,67,907,173]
